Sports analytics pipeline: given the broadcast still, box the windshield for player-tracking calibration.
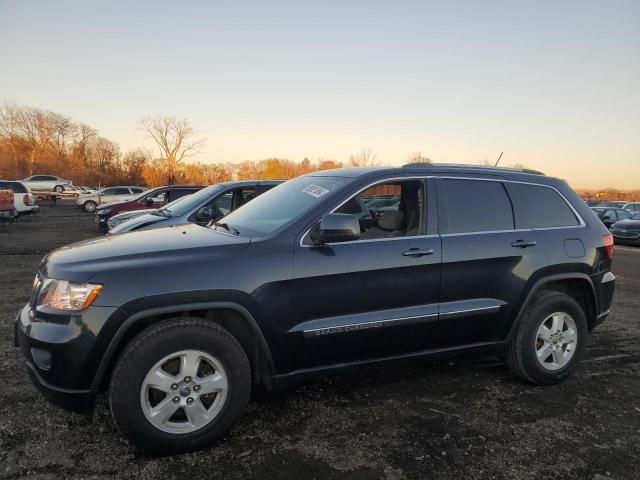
[152,194,193,216]
[163,185,223,217]
[214,176,351,237]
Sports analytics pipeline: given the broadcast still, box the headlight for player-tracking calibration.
[38,279,103,311]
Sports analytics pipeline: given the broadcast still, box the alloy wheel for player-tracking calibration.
[535,312,578,371]
[140,350,228,434]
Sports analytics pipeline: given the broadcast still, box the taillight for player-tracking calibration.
[602,233,614,259]
[23,194,32,206]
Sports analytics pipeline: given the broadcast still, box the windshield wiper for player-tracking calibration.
[213,221,239,235]
[155,208,172,218]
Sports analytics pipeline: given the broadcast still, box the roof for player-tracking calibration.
[307,163,547,180]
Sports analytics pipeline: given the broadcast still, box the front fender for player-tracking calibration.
[90,294,275,392]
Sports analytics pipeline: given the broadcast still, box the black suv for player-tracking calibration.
[15,164,616,454]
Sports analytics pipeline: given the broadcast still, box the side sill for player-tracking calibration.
[271,341,504,388]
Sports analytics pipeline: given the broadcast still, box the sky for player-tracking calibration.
[0,0,638,189]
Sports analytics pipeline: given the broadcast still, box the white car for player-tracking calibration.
[0,180,39,215]
[21,175,72,193]
[622,202,640,213]
[75,186,147,212]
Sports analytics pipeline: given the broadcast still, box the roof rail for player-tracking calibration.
[402,162,545,175]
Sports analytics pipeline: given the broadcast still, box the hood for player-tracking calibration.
[109,212,165,234]
[110,208,158,221]
[41,224,250,282]
[611,218,640,229]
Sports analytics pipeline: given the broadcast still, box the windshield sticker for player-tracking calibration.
[302,184,330,198]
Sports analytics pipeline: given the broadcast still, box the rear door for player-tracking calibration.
[437,178,547,345]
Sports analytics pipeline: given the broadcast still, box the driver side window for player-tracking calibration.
[335,180,424,240]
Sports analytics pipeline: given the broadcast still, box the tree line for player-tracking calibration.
[1,101,427,188]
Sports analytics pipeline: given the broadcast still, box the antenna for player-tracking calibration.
[494,151,504,166]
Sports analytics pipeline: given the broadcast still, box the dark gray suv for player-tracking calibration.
[16,164,616,454]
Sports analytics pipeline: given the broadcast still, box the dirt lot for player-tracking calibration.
[1,201,639,480]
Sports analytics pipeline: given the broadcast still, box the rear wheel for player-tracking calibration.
[83,200,97,212]
[109,318,251,454]
[506,291,587,385]
[54,185,64,193]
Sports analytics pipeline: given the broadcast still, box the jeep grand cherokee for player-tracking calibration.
[15,164,616,454]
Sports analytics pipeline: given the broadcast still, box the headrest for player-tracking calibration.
[378,210,404,230]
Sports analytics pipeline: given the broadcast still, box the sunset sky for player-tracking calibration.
[1,1,638,189]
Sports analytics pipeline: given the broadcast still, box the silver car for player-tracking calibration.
[22,175,72,193]
[75,186,147,212]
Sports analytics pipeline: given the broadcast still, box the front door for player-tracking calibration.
[290,178,442,370]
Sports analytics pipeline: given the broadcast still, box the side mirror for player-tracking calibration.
[195,207,212,223]
[309,213,360,245]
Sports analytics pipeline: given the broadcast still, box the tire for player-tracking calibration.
[83,200,97,212]
[109,317,251,454]
[54,185,64,193]
[506,290,588,385]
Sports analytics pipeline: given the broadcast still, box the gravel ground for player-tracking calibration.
[1,201,639,480]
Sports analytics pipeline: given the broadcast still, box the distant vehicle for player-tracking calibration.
[109,181,282,234]
[610,212,640,246]
[591,207,633,228]
[76,186,147,212]
[584,199,601,207]
[0,180,38,216]
[95,185,205,232]
[21,175,72,193]
[106,195,193,230]
[596,201,627,208]
[622,202,640,213]
[0,187,17,221]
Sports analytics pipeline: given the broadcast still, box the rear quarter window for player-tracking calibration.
[441,179,514,234]
[507,183,580,228]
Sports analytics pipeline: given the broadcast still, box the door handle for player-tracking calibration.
[402,248,434,257]
[511,239,537,248]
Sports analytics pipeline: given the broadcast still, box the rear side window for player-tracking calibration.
[441,179,513,234]
[130,187,145,193]
[0,182,28,193]
[168,189,197,202]
[112,188,130,195]
[507,183,579,228]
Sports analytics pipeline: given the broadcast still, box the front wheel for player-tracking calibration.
[506,291,588,385]
[83,200,97,212]
[109,318,251,454]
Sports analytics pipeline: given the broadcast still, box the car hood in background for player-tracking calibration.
[611,219,640,230]
[108,209,159,224]
[109,213,165,234]
[41,224,250,282]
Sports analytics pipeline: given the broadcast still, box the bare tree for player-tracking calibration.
[348,148,378,167]
[51,114,75,162]
[2,104,59,175]
[138,115,204,183]
[406,151,431,164]
[0,102,22,176]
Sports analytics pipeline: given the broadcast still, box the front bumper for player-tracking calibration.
[15,303,121,414]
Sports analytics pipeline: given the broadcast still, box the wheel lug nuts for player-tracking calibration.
[173,396,180,403]
[186,397,194,404]
[184,376,192,383]
[171,383,179,390]
[193,385,201,392]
